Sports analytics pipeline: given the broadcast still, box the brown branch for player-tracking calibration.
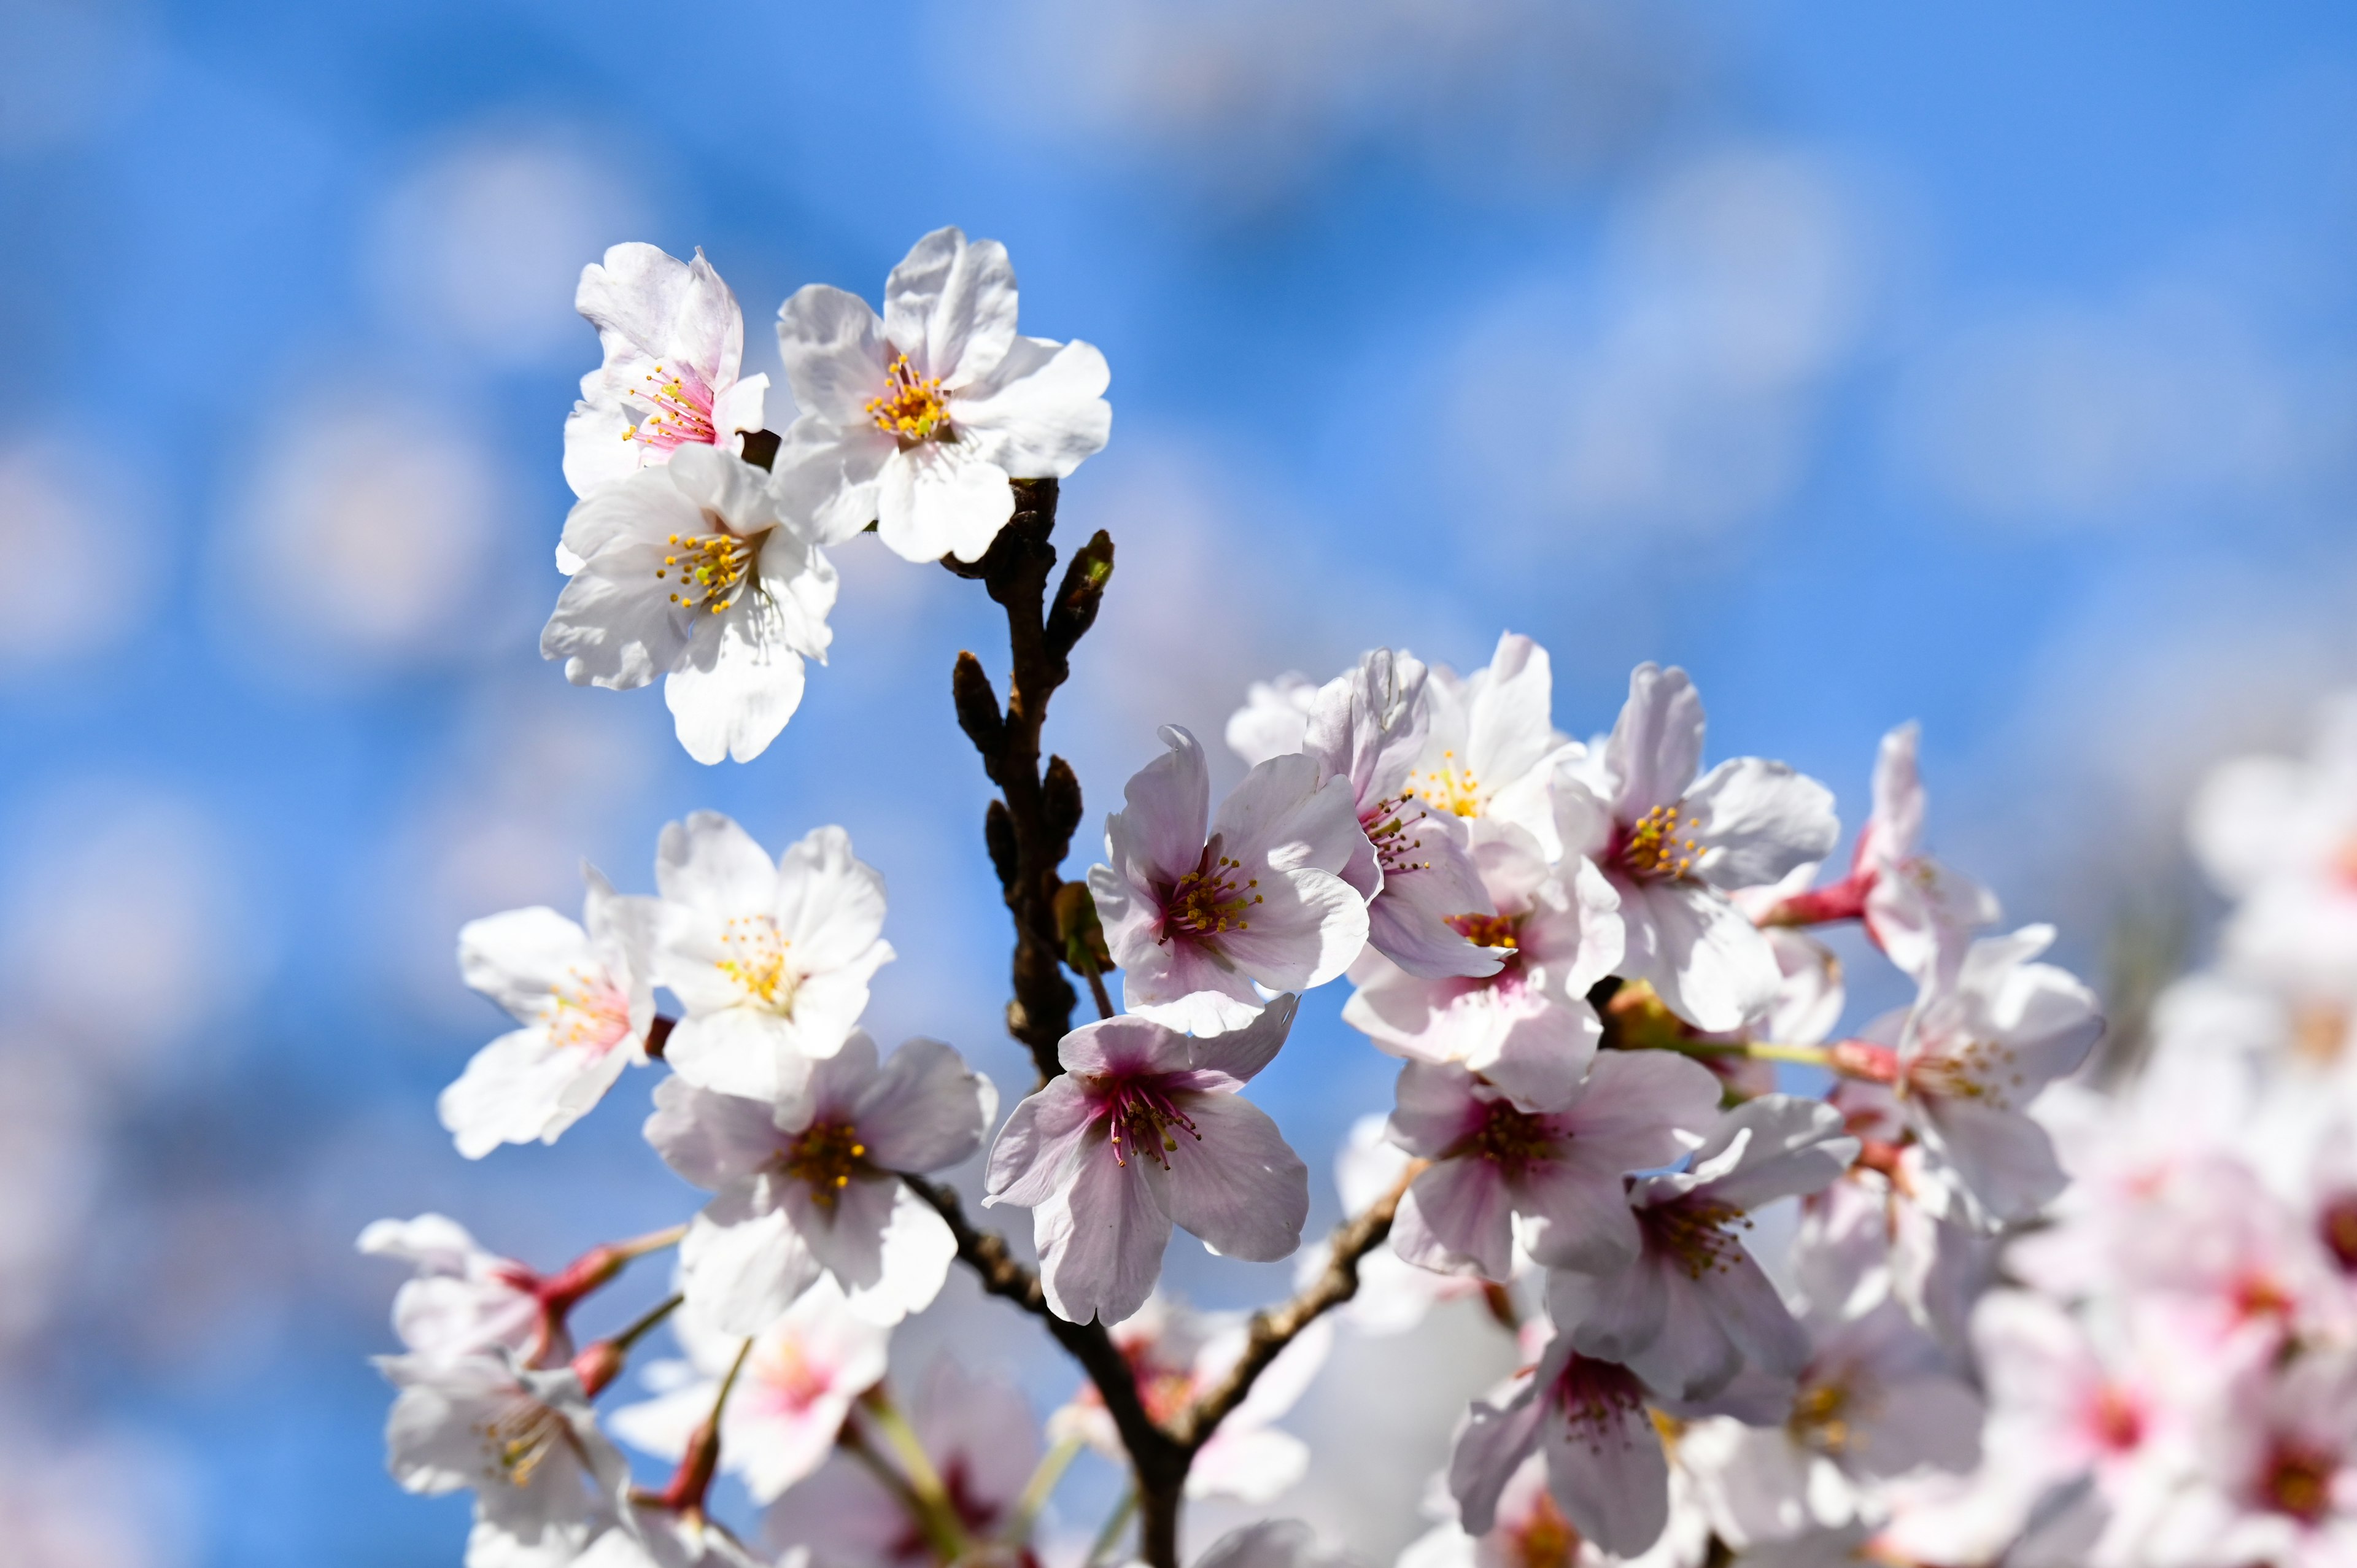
[1172,1161,1425,1450]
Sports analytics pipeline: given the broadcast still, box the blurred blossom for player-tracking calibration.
[0,436,157,668]
[0,1038,103,1354]
[370,131,650,366]
[1893,284,2329,530]
[0,0,159,157]
[0,785,255,1068]
[216,392,522,673]
[1449,148,1874,550]
[962,0,1698,205]
[0,1425,190,1568]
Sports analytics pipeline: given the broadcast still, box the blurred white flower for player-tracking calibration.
[0,436,156,667]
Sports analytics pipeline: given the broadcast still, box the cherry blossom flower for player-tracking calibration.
[542,445,838,764]
[1404,1448,1708,1568]
[578,1510,767,1568]
[646,1030,994,1332]
[1089,726,1368,1033]
[764,1358,1041,1568]
[651,814,894,1103]
[1050,1292,1330,1502]
[378,1353,628,1568]
[984,1003,1310,1326]
[439,868,659,1159]
[2150,1348,2357,1568]
[1450,1334,1672,1558]
[773,226,1111,563]
[1887,925,2103,1233]
[1387,1050,1722,1282]
[611,1278,888,1504]
[1549,1095,1859,1402]
[1227,671,1321,766]
[1555,665,1839,1033]
[1411,633,1582,855]
[562,244,770,500]
[1345,827,1623,1109]
[358,1214,546,1365]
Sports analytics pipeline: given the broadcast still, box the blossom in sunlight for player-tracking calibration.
[1404,1448,1706,1568]
[650,814,894,1103]
[765,1358,1041,1568]
[1450,1336,1671,1559]
[579,1510,767,1568]
[1226,671,1320,766]
[1345,826,1623,1108]
[1557,663,1839,1032]
[646,1030,994,1332]
[562,244,771,498]
[378,1353,627,1568]
[439,866,659,1159]
[541,445,838,764]
[773,226,1111,562]
[358,1213,548,1365]
[985,1002,1309,1326]
[1050,1292,1330,1502]
[1549,1095,1859,1402]
[1410,633,1581,854]
[1089,725,1368,1033]
[1888,925,2103,1233]
[2147,1348,2357,1568]
[611,1278,889,1504]
[1387,1050,1722,1281]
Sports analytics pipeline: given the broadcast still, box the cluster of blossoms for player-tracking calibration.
[371,222,2337,1568]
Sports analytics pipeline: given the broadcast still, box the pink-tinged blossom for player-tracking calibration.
[1450,1335,1672,1558]
[1403,1448,1708,1568]
[1761,724,1998,989]
[542,446,837,764]
[1550,1096,1860,1403]
[765,1358,1041,1568]
[1412,633,1582,855]
[610,1278,889,1504]
[985,1004,1310,1326]
[562,244,771,500]
[1051,1292,1331,1502]
[1345,827,1623,1109]
[578,1510,767,1568]
[378,1353,629,1568]
[1555,665,1839,1033]
[440,868,659,1159]
[1089,726,1369,1033]
[773,226,1111,564]
[2148,1348,2357,1568]
[359,1214,547,1366]
[1227,672,1320,766]
[1387,1051,1722,1283]
[651,814,894,1103]
[1889,925,2102,1233]
[646,1030,994,1333]
[1305,648,1504,980]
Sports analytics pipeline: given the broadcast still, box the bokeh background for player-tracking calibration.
[6,1,2357,1562]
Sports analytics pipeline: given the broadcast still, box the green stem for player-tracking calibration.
[1007,1433,1085,1542]
[860,1388,970,1562]
[610,1292,683,1355]
[1086,1488,1138,1566]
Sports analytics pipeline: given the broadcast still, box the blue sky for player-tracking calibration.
[3,2,2356,1564]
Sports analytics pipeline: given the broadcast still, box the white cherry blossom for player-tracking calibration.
[1411,633,1581,855]
[1226,671,1320,766]
[563,244,770,499]
[651,814,894,1103]
[773,226,1111,563]
[542,445,837,764]
[1451,1335,1673,1559]
[358,1214,546,1365]
[440,867,658,1159]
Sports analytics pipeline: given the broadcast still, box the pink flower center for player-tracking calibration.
[2086,1385,2145,1454]
[1364,794,1439,877]
[746,1340,834,1416]
[1612,803,1700,881]
[2321,1194,2357,1273]
[1457,1097,1558,1177]
[1446,911,1520,951]
[1643,1195,1752,1280]
[1508,1490,1582,1568]
[1549,1351,1647,1437]
[867,352,952,444]
[1105,1080,1200,1169]
[1163,855,1262,941]
[1789,1377,1856,1456]
[783,1119,869,1208]
[2259,1442,2337,1524]
[624,363,718,453]
[1904,1038,2025,1110]
[548,971,633,1056]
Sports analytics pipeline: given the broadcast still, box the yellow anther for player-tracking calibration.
[864,352,952,442]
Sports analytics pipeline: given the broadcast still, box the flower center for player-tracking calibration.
[1364,795,1437,876]
[1415,752,1482,818]
[1617,803,1700,881]
[2321,1195,2357,1273]
[1106,1080,1200,1170]
[656,517,763,617]
[1163,855,1262,941]
[1644,1196,1751,1280]
[546,970,632,1055]
[866,352,952,444]
[1512,1492,1581,1568]
[1904,1038,2023,1110]
[715,914,795,1011]
[2088,1385,2144,1453]
[748,1338,835,1414]
[783,1119,869,1207]
[2261,1443,2337,1524]
[1550,1353,1647,1437]
[1460,1097,1557,1176]
[1446,912,1520,949]
[479,1396,568,1489]
[623,363,718,452]
[1789,1378,1855,1456]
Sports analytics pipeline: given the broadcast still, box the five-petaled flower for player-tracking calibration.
[1450,1335,1673,1559]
